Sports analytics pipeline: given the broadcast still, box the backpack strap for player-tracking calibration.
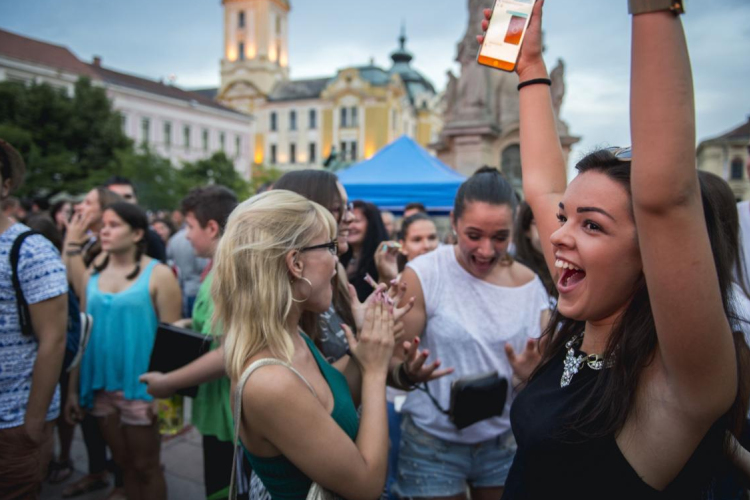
[9,230,37,337]
[229,358,316,499]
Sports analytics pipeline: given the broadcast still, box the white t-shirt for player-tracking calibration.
[401,244,550,444]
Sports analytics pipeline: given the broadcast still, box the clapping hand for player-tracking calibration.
[374,241,400,284]
[344,293,395,375]
[350,281,415,333]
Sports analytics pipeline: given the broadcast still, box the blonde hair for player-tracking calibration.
[212,190,337,381]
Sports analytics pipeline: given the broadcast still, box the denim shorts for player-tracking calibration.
[393,415,516,498]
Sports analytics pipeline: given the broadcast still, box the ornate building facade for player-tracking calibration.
[697,116,750,201]
[434,0,579,185]
[201,0,443,171]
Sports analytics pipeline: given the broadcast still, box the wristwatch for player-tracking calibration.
[628,0,685,15]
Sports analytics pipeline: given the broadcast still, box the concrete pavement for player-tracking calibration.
[40,423,206,500]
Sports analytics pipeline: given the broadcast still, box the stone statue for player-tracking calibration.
[444,70,459,118]
[550,58,566,118]
[452,0,494,121]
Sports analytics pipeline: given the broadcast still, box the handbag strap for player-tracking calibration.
[417,382,450,416]
[229,358,317,499]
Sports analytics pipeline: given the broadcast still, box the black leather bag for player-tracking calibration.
[422,371,508,430]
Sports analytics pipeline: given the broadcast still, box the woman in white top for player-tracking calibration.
[396,167,550,500]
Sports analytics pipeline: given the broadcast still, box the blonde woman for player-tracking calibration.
[217,190,400,500]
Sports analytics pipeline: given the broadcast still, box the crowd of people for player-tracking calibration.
[2,2,750,500]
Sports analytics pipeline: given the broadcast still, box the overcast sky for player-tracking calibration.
[2,0,749,166]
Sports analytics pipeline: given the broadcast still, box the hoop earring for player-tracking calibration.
[291,277,313,303]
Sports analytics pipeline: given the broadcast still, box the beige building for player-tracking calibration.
[697,116,750,201]
[199,0,443,171]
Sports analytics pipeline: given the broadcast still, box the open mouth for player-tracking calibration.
[556,259,586,292]
[471,255,496,271]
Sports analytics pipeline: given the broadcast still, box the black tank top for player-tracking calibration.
[502,345,724,499]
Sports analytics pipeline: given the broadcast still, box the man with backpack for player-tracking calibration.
[0,139,69,498]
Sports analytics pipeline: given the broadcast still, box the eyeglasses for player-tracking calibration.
[604,146,632,161]
[330,202,354,222]
[300,240,338,255]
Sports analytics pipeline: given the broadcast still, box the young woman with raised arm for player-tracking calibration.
[477,1,748,497]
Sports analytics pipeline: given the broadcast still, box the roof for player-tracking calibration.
[0,28,98,79]
[191,87,219,100]
[704,117,750,143]
[388,31,436,103]
[267,77,331,102]
[87,64,249,118]
[337,136,465,213]
[351,65,392,87]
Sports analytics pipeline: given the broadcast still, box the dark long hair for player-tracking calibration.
[533,150,750,444]
[514,201,557,298]
[273,170,356,341]
[93,202,149,280]
[340,200,388,301]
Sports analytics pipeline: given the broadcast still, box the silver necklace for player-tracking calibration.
[560,333,613,388]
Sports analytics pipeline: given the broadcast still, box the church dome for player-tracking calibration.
[389,27,436,104]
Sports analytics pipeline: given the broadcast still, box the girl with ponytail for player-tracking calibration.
[66,201,182,500]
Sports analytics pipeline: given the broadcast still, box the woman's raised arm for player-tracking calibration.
[629,10,736,418]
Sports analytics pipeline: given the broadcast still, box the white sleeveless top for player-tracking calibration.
[401,244,550,444]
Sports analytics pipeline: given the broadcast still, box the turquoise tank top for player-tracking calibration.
[79,259,159,408]
[243,334,360,499]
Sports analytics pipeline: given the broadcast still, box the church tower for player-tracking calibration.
[219,0,290,112]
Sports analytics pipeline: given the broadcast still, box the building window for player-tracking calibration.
[289,110,297,131]
[163,122,172,148]
[183,125,191,150]
[350,141,358,161]
[120,114,127,132]
[270,112,277,132]
[219,132,225,151]
[309,143,316,164]
[501,144,523,192]
[238,10,245,28]
[238,42,245,61]
[731,157,744,180]
[202,129,209,152]
[340,141,347,161]
[141,117,150,144]
[340,108,348,128]
[235,135,241,156]
[276,15,282,35]
[392,109,397,130]
[290,143,296,164]
[270,144,277,164]
[351,107,359,127]
[309,109,317,129]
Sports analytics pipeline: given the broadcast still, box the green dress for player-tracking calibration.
[190,273,234,442]
[243,334,360,499]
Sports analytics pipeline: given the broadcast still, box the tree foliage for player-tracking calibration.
[0,77,260,210]
[0,78,132,196]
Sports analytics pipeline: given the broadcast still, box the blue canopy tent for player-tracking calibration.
[337,136,466,214]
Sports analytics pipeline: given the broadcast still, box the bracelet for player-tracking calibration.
[517,78,552,91]
[65,249,83,256]
[397,362,417,390]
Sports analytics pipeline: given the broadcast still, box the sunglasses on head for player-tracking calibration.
[604,146,632,161]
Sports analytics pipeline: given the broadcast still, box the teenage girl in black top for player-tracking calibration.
[477,2,750,498]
